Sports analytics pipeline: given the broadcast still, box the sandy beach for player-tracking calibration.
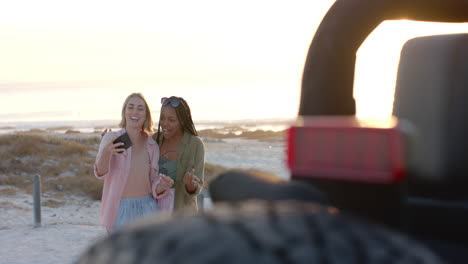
[0,186,106,264]
[0,126,287,264]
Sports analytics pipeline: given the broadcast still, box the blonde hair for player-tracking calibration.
[119,93,155,134]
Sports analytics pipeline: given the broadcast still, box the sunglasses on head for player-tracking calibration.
[161,97,181,108]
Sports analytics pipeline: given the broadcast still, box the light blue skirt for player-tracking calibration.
[112,195,158,232]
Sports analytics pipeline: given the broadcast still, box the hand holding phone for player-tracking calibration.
[113,132,133,150]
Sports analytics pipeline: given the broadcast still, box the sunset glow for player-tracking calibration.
[0,1,467,123]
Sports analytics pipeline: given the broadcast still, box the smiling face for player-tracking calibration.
[159,105,183,140]
[124,96,147,130]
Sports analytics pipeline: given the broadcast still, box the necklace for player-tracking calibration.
[160,139,180,160]
[161,150,177,158]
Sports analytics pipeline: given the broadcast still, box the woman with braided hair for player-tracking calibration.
[153,96,205,213]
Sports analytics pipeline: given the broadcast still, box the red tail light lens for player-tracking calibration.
[287,116,408,184]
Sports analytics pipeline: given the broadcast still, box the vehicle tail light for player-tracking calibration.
[287,116,409,184]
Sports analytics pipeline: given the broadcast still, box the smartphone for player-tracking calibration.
[113,132,133,150]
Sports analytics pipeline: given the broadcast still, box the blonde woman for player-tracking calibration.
[94,93,173,232]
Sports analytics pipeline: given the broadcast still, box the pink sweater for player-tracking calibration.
[94,129,168,231]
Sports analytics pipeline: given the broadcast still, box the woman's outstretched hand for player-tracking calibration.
[183,167,201,193]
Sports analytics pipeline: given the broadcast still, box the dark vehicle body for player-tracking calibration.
[291,0,468,262]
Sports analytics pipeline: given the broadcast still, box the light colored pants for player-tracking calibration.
[112,195,158,232]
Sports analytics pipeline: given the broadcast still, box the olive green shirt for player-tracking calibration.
[154,132,205,212]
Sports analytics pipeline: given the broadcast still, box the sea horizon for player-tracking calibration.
[0,116,296,134]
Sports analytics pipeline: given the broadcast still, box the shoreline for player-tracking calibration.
[0,117,294,131]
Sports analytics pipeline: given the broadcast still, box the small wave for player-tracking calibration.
[199,128,286,142]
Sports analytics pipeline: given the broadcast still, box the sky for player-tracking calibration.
[0,0,467,124]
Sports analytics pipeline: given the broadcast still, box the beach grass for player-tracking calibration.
[0,133,101,199]
[45,126,74,131]
[0,132,226,201]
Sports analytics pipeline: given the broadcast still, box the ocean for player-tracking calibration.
[0,118,293,180]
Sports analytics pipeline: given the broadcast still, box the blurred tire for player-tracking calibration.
[76,200,442,264]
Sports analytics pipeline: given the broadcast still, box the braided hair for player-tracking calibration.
[156,96,198,145]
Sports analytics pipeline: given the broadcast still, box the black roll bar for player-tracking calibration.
[299,0,468,116]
